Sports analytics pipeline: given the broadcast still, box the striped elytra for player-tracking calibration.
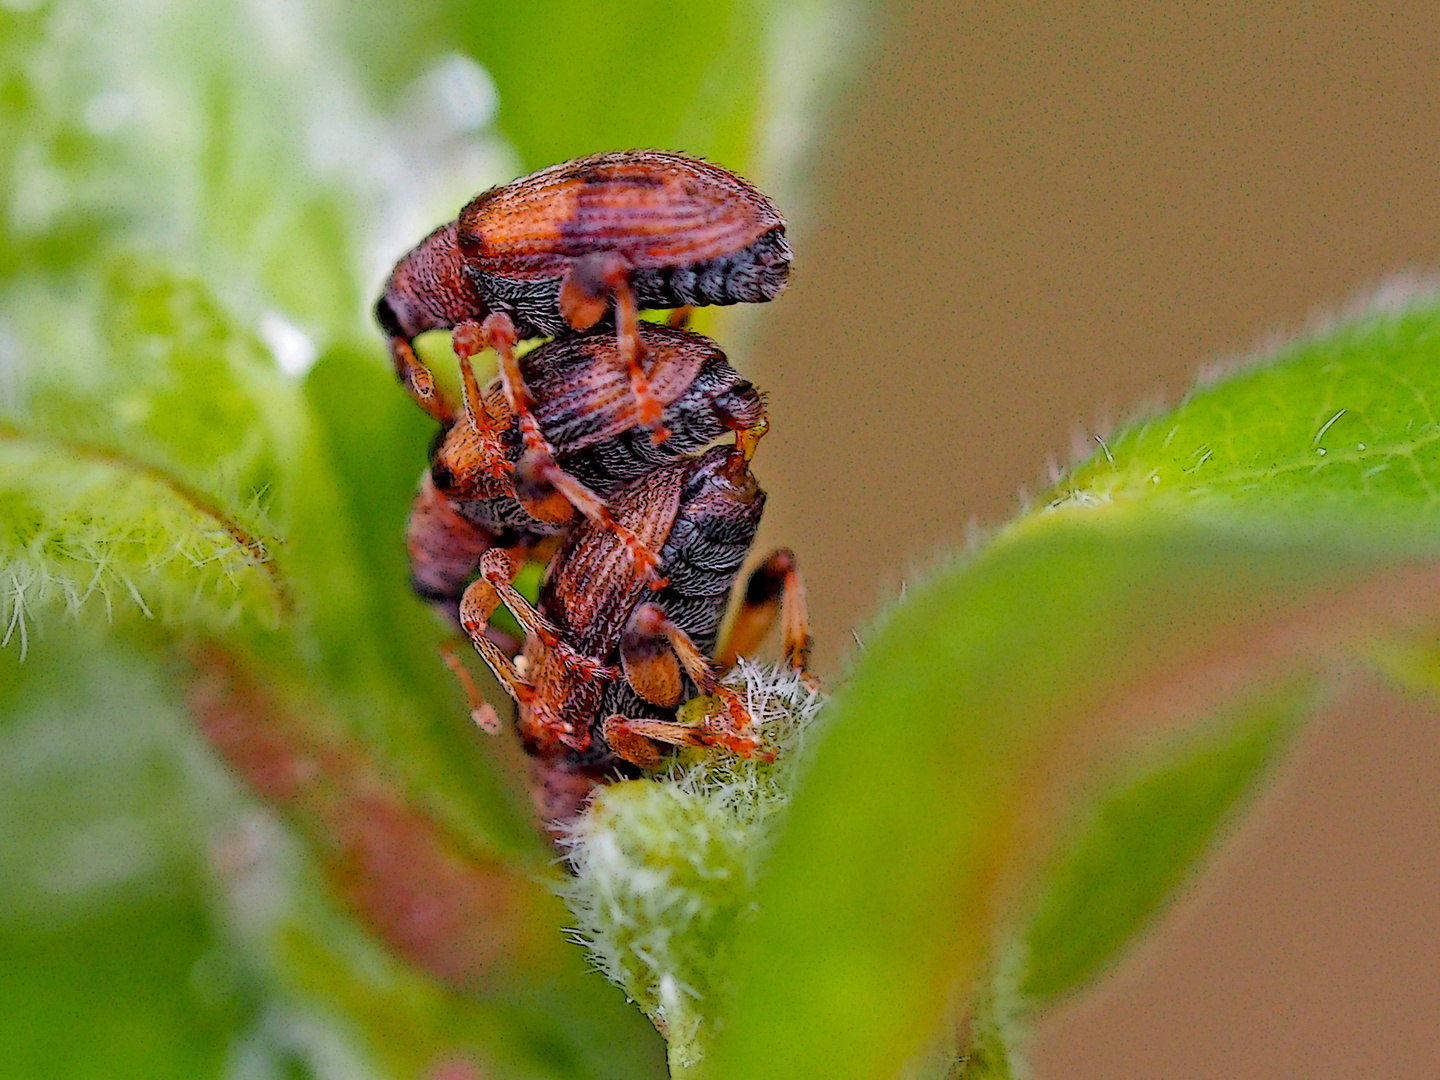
[376,150,790,370]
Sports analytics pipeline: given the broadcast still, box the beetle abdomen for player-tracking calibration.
[631,229,792,309]
[473,227,790,337]
[514,324,763,470]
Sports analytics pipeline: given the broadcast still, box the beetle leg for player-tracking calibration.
[619,603,686,708]
[466,308,667,587]
[604,713,771,765]
[474,311,666,586]
[618,601,762,753]
[437,639,503,733]
[458,560,535,709]
[514,450,667,587]
[455,343,495,443]
[665,305,694,329]
[781,560,815,680]
[476,550,615,683]
[722,400,769,463]
[558,253,668,440]
[389,335,454,425]
[630,601,732,700]
[475,312,557,461]
[715,549,816,685]
[600,715,667,770]
[467,312,652,579]
[477,312,651,559]
[411,490,531,726]
[613,272,669,441]
[478,549,562,648]
[451,319,506,437]
[556,253,614,331]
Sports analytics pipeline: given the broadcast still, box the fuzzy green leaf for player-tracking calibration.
[0,256,300,642]
[710,299,1440,1080]
[0,426,286,646]
[556,666,826,1076]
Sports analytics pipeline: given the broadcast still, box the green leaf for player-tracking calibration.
[350,1,768,173]
[1052,300,1440,531]
[0,425,286,645]
[0,257,301,641]
[709,300,1440,1080]
[0,899,249,1080]
[0,636,268,1079]
[1,627,665,1080]
[1019,688,1303,1002]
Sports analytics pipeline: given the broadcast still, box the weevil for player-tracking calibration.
[456,445,810,823]
[374,149,789,446]
[407,322,765,594]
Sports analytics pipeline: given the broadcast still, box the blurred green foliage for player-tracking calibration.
[1020,690,1303,1002]
[342,1,775,172]
[4,0,1438,1078]
[0,0,840,1075]
[0,639,275,1080]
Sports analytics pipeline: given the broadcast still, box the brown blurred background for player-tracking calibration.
[746,1,1440,1074]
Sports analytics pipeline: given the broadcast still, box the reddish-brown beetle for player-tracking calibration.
[406,322,767,593]
[374,150,789,448]
[455,445,810,823]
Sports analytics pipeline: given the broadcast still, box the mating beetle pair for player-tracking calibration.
[401,321,809,803]
[380,150,808,816]
[376,150,789,423]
